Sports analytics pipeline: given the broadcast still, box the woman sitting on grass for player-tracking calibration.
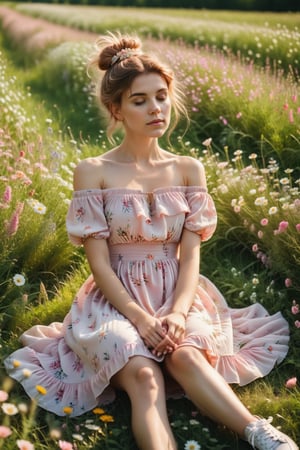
[5,32,298,450]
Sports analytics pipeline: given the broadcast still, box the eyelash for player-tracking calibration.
[134,96,167,106]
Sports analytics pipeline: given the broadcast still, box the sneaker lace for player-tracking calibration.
[246,417,286,450]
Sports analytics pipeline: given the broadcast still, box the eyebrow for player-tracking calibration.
[128,88,168,98]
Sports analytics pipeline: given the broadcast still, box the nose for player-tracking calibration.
[149,100,161,114]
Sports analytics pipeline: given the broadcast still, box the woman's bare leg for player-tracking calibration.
[112,356,177,450]
[164,346,255,438]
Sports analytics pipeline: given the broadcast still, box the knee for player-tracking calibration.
[134,365,159,392]
[166,346,206,372]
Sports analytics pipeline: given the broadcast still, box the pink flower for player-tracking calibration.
[260,218,268,226]
[0,390,9,402]
[59,441,74,450]
[3,185,12,204]
[295,320,300,328]
[285,278,292,288]
[296,224,300,233]
[285,377,297,388]
[291,301,299,315]
[17,440,34,450]
[0,425,12,438]
[289,109,294,123]
[279,221,289,232]
[252,243,259,252]
[6,202,24,236]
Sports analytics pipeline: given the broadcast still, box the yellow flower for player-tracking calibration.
[93,407,105,415]
[63,406,73,415]
[13,359,21,368]
[100,414,114,423]
[35,385,47,395]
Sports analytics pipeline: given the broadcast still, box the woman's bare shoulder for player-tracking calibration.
[73,155,108,190]
[175,154,207,188]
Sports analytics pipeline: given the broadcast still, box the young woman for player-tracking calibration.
[5,33,298,450]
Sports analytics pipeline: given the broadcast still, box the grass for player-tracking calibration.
[12,2,300,74]
[0,4,299,449]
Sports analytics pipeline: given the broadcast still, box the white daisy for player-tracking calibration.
[184,440,201,450]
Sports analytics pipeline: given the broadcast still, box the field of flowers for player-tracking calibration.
[0,3,299,450]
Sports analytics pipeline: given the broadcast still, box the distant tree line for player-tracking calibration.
[17,0,299,12]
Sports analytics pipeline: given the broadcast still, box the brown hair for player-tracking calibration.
[90,32,188,141]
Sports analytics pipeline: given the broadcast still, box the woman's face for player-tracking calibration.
[115,72,172,139]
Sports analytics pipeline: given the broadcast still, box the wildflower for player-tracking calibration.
[257,230,264,239]
[0,390,9,402]
[254,196,268,206]
[50,428,62,440]
[260,218,268,226]
[268,206,278,215]
[58,440,74,450]
[72,434,84,441]
[252,244,259,252]
[36,385,47,396]
[0,425,12,438]
[6,202,24,236]
[285,377,297,388]
[2,402,18,415]
[85,423,100,431]
[13,274,26,286]
[202,137,212,147]
[93,407,105,414]
[100,414,114,423]
[296,224,300,232]
[295,320,300,328]
[189,419,200,425]
[33,202,47,215]
[252,277,259,285]
[274,221,289,235]
[291,301,299,315]
[234,149,243,157]
[63,406,73,415]
[3,185,12,204]
[184,440,201,450]
[249,189,257,195]
[249,153,257,160]
[18,403,28,413]
[17,440,34,450]
[280,177,290,185]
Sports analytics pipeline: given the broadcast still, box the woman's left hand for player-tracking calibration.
[152,312,186,356]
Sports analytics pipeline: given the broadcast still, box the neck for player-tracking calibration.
[117,136,162,164]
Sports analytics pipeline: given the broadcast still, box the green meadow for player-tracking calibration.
[0,3,299,449]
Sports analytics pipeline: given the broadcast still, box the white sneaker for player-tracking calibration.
[244,417,299,450]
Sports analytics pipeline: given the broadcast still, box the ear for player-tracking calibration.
[110,103,123,121]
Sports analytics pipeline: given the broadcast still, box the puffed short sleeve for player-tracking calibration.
[184,187,217,241]
[66,189,109,246]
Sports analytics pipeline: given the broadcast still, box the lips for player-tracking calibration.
[147,119,164,125]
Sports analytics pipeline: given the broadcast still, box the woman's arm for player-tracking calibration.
[157,156,207,347]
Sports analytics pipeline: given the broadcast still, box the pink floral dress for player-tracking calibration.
[4,187,289,416]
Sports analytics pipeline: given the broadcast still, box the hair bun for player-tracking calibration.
[96,32,142,71]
